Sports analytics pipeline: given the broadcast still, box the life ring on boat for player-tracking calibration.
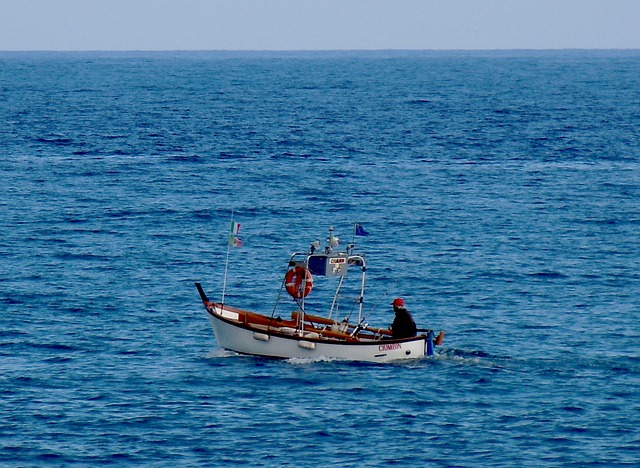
[284,266,313,299]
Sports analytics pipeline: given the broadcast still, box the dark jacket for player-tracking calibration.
[391,307,417,338]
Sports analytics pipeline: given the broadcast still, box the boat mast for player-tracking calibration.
[221,209,235,305]
[357,256,366,323]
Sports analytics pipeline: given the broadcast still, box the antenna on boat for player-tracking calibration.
[326,226,339,253]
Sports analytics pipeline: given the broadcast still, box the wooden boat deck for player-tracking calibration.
[207,302,391,343]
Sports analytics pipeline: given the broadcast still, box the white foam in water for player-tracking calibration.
[205,348,240,359]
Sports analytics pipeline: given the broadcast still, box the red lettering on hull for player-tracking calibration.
[378,343,402,352]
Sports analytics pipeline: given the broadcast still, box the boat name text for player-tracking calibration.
[378,343,402,352]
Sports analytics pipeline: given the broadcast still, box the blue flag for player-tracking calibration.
[355,223,369,236]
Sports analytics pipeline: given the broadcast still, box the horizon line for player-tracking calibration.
[2,47,640,54]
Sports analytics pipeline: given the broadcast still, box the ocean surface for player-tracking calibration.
[1,50,639,466]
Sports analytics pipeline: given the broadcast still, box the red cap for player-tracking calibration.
[391,298,405,308]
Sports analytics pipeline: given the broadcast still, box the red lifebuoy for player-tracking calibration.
[284,266,313,299]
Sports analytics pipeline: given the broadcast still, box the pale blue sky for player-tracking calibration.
[1,0,639,51]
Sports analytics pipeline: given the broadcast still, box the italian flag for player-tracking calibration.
[228,235,243,248]
[230,221,240,235]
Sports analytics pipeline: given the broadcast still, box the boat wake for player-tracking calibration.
[437,348,510,368]
[205,348,241,359]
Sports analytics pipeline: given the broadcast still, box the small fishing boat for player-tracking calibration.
[196,226,444,362]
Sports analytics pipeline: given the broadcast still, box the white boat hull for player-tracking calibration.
[207,305,428,363]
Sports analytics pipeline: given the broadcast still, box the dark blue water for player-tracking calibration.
[1,50,639,466]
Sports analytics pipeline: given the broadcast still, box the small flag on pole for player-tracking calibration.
[228,220,242,247]
[230,221,241,235]
[229,235,243,248]
[354,223,369,236]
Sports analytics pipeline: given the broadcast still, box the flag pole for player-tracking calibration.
[221,209,234,305]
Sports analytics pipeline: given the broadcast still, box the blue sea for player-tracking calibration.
[1,50,639,466]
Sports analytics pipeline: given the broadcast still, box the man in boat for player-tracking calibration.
[390,298,417,338]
